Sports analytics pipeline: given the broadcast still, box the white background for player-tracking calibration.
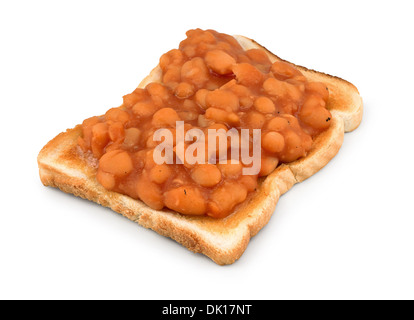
[1,0,413,300]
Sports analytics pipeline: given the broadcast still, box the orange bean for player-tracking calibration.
[239,175,258,192]
[299,95,331,130]
[286,84,303,103]
[283,102,299,114]
[266,117,289,131]
[122,92,141,108]
[146,132,159,148]
[108,122,125,142]
[147,82,170,102]
[228,83,251,97]
[263,77,303,103]
[182,45,197,58]
[195,88,209,109]
[149,164,172,184]
[83,116,100,128]
[136,172,164,210]
[164,186,206,215]
[144,148,158,169]
[132,101,157,118]
[159,49,183,71]
[284,130,302,150]
[271,61,303,80]
[181,57,209,88]
[283,114,301,129]
[205,107,228,123]
[205,108,240,126]
[219,32,243,50]
[92,122,109,146]
[205,89,239,112]
[239,96,254,109]
[208,182,247,218]
[197,30,216,44]
[177,111,198,121]
[215,41,232,52]
[105,108,130,124]
[197,114,214,127]
[123,127,141,148]
[152,107,181,127]
[279,130,306,162]
[217,160,243,178]
[182,98,197,110]
[262,131,285,153]
[263,77,284,96]
[301,95,325,114]
[205,49,236,75]
[237,54,251,64]
[191,164,222,187]
[302,134,313,151]
[305,82,329,102]
[96,170,116,190]
[99,150,133,177]
[81,116,100,148]
[301,106,332,131]
[259,156,279,176]
[245,49,271,65]
[232,63,264,87]
[175,82,195,99]
[132,88,149,100]
[254,96,276,114]
[163,66,181,84]
[246,111,266,129]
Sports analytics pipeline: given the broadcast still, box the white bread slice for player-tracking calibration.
[37,35,363,265]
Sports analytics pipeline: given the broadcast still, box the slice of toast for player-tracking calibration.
[38,34,363,265]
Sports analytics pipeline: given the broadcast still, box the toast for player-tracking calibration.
[38,34,363,265]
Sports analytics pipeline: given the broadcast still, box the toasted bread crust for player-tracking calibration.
[38,35,362,265]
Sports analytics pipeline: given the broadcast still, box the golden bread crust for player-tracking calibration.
[38,35,361,265]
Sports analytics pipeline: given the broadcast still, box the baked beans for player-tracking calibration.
[79,29,332,218]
